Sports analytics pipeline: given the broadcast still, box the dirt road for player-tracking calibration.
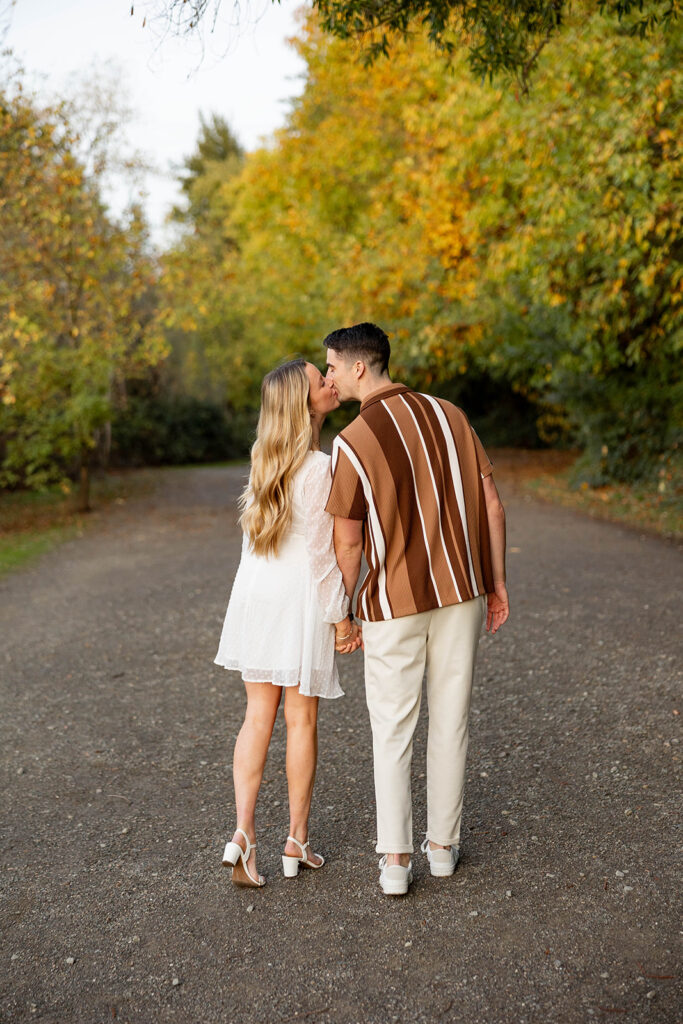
[1,464,680,1023]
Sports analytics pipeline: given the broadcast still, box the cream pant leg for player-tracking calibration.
[425,596,486,848]
[363,597,485,855]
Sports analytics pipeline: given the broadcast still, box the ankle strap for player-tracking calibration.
[286,835,308,855]
[235,827,255,851]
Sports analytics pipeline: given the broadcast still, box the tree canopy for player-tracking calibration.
[151,0,680,89]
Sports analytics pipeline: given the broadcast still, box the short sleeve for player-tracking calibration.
[471,428,493,478]
[325,439,367,520]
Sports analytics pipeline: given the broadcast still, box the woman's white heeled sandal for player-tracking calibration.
[282,835,325,877]
[222,827,265,888]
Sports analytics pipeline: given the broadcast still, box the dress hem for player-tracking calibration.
[214,658,344,699]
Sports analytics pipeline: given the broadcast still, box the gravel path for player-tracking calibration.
[1,464,680,1023]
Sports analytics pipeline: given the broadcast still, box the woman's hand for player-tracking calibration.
[335,619,362,654]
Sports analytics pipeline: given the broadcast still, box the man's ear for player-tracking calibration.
[354,360,366,380]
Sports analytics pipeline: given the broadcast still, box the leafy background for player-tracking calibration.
[1,2,681,510]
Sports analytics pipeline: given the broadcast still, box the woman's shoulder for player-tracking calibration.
[296,450,332,490]
[302,449,331,472]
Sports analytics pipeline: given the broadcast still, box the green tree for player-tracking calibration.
[157,113,252,410]
[171,111,243,238]
[0,75,165,509]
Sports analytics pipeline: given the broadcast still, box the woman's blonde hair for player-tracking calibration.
[239,359,312,557]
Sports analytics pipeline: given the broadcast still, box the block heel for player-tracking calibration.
[282,855,300,878]
[281,835,324,876]
[222,841,243,867]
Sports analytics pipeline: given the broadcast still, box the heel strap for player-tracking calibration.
[286,835,309,857]
[234,828,255,855]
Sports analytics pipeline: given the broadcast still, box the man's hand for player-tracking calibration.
[335,619,362,654]
[486,582,510,634]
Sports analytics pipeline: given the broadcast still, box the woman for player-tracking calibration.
[215,359,361,888]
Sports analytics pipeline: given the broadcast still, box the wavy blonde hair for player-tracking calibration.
[239,359,312,557]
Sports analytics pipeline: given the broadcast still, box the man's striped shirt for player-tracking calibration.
[325,383,494,622]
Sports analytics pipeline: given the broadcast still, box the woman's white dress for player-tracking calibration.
[214,451,349,699]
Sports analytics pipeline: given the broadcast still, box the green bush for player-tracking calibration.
[110,394,254,467]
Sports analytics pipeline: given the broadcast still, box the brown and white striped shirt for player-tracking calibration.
[325,383,494,622]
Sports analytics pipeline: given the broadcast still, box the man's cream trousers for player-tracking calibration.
[363,595,486,854]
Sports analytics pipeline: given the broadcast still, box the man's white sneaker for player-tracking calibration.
[421,838,459,877]
[378,855,413,895]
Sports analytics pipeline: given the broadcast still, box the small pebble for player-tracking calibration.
[623,885,633,893]
[646,990,656,1000]
[615,870,624,877]
[172,977,181,987]
[404,941,412,948]
[600,972,609,979]
[11,953,20,961]
[505,890,513,898]
[65,957,75,965]
[246,904,255,913]
[469,911,478,917]
[16,767,25,776]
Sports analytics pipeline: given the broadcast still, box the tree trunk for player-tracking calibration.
[76,458,91,514]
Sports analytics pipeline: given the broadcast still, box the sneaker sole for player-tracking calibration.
[380,872,413,895]
[429,864,456,877]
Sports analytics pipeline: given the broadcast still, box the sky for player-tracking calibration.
[3,0,307,244]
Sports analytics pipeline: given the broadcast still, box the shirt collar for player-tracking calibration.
[360,382,412,412]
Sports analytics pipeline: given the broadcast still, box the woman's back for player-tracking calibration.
[215,450,347,698]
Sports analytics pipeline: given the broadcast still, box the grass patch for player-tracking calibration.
[492,448,682,540]
[0,525,78,576]
[0,470,155,578]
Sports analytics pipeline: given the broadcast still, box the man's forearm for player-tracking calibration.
[487,500,506,584]
[333,517,364,611]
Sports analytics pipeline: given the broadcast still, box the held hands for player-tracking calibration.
[335,618,363,654]
[486,582,510,635]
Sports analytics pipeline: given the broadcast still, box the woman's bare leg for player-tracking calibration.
[231,681,282,877]
[283,687,323,865]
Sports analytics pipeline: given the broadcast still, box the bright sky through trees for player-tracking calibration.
[3,0,306,243]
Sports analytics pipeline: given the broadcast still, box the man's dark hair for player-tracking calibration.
[323,322,391,375]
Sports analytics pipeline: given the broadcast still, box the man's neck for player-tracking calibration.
[358,374,392,404]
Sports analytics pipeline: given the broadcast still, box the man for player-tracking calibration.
[324,322,509,896]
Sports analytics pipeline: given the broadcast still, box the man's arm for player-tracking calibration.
[482,474,509,634]
[333,516,364,610]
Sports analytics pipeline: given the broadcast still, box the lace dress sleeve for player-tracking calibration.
[302,457,350,625]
